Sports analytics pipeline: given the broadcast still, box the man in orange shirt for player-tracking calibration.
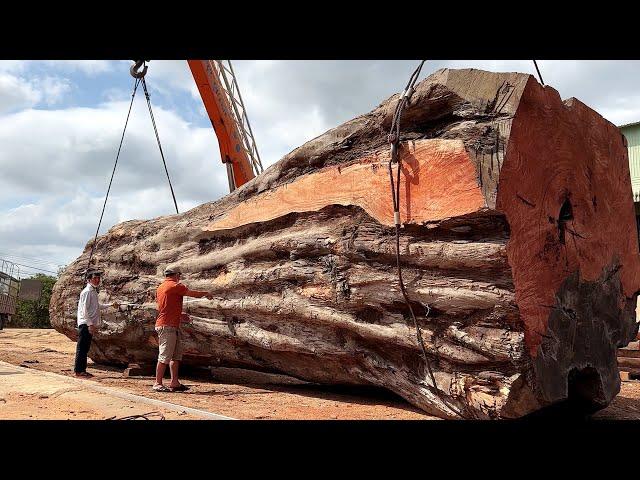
[153,266,212,392]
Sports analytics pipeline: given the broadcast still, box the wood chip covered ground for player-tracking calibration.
[1,329,639,420]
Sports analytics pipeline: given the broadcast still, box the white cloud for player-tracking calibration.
[0,73,41,112]
[101,87,132,103]
[0,72,71,113]
[0,61,26,73]
[0,195,109,275]
[132,60,199,99]
[0,95,230,269]
[37,76,72,105]
[43,60,114,76]
[0,98,223,194]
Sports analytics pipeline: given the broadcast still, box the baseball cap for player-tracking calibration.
[164,265,182,276]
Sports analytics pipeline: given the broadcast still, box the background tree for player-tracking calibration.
[12,273,57,328]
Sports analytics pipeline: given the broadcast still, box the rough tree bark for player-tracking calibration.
[50,68,640,419]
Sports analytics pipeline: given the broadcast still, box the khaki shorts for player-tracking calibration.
[155,326,183,363]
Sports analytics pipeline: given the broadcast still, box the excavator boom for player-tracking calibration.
[188,60,263,192]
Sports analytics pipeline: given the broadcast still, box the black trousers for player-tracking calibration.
[74,324,92,373]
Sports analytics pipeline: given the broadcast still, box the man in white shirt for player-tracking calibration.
[74,269,117,378]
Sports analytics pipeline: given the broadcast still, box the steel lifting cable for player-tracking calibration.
[387,60,465,418]
[86,63,179,272]
[533,60,545,86]
[87,77,141,269]
[141,77,179,215]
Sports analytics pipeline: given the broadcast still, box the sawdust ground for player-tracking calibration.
[2,328,639,420]
[0,328,432,420]
[0,361,202,420]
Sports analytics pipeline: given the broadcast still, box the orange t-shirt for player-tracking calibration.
[155,279,188,328]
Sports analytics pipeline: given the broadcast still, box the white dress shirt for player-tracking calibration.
[76,283,112,327]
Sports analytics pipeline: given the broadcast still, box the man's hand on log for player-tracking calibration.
[205,293,214,300]
[180,313,191,324]
[88,325,97,335]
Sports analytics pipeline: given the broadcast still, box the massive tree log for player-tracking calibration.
[50,68,640,419]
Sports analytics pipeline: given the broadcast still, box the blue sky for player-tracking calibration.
[1,60,639,277]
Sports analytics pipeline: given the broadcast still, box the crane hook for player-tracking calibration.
[130,60,148,79]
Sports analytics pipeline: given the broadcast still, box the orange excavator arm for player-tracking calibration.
[187,60,263,192]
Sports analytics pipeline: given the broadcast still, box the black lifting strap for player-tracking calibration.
[387,60,465,418]
[87,63,179,271]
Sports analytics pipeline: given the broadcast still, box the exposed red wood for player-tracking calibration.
[205,139,486,233]
[497,80,640,356]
